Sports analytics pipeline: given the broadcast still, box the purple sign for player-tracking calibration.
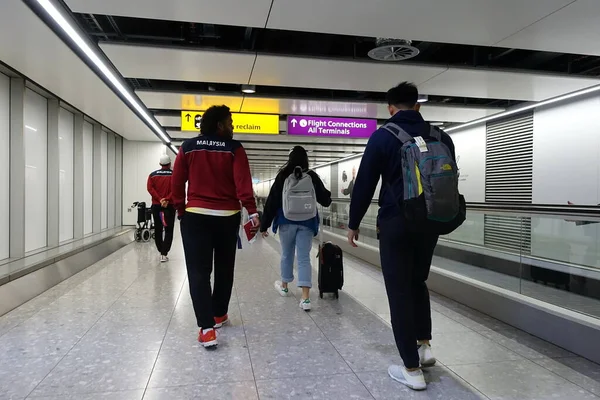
[287,116,377,138]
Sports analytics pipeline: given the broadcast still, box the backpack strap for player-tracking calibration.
[381,123,414,144]
[429,125,442,141]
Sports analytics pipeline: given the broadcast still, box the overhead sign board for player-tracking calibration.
[287,116,377,138]
[181,111,279,134]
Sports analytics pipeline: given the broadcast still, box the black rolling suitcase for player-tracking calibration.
[318,242,344,299]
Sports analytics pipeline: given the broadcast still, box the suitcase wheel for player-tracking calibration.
[319,291,323,299]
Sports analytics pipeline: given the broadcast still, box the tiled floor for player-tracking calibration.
[1,231,600,399]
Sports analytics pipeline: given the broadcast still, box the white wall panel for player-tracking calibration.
[0,74,9,260]
[532,96,600,205]
[497,0,600,57]
[531,95,600,268]
[267,0,572,47]
[83,122,93,234]
[419,68,600,102]
[24,89,48,252]
[100,131,108,230]
[0,1,156,141]
[314,165,331,191]
[122,140,169,225]
[449,124,486,203]
[101,44,256,85]
[58,108,74,242]
[250,54,446,93]
[65,0,273,28]
[107,133,116,229]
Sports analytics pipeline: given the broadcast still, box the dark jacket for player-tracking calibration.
[172,136,257,217]
[261,169,332,235]
[348,110,456,231]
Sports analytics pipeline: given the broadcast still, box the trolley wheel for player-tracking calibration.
[335,291,339,299]
[319,291,324,299]
[141,229,151,242]
[151,232,156,239]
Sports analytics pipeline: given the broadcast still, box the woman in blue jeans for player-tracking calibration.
[260,146,332,310]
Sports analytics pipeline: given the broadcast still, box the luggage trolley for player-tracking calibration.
[132,201,155,242]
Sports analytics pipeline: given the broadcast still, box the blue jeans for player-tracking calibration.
[279,224,314,288]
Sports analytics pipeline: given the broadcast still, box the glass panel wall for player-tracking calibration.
[0,76,125,283]
[0,73,9,260]
[24,89,48,252]
[58,108,74,242]
[82,121,93,235]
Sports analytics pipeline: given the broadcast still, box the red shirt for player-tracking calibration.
[147,166,173,205]
[171,136,257,217]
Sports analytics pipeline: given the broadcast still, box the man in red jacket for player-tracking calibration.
[147,154,175,263]
[172,105,259,348]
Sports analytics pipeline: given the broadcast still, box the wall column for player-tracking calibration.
[46,99,60,247]
[72,113,84,239]
[92,123,102,233]
[9,78,25,258]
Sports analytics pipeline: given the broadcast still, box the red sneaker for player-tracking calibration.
[214,314,229,329]
[198,328,218,348]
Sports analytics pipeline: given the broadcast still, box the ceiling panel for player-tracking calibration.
[114,47,600,104]
[157,116,181,126]
[100,44,256,84]
[0,1,156,141]
[141,91,502,125]
[496,0,600,57]
[378,104,502,123]
[65,0,273,28]
[267,0,572,47]
[139,91,245,112]
[419,68,600,102]
[250,54,446,92]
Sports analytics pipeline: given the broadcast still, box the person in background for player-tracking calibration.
[341,166,357,199]
[172,105,259,348]
[260,146,332,310]
[147,154,175,263]
[346,82,456,391]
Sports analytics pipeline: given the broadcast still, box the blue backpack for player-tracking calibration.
[382,122,466,235]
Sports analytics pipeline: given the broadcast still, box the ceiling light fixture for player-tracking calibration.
[446,83,600,133]
[25,125,37,132]
[417,94,429,103]
[34,0,171,144]
[241,84,256,94]
[169,144,179,154]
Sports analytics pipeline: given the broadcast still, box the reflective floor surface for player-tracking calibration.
[1,230,600,399]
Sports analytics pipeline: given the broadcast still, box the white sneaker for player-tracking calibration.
[299,298,311,311]
[418,344,436,367]
[388,365,426,391]
[274,281,289,297]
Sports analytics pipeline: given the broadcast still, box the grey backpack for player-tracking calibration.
[282,167,318,222]
[382,122,466,235]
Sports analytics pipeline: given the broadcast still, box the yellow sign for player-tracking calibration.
[181,111,279,134]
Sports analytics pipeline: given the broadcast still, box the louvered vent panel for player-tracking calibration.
[484,113,533,254]
[485,113,533,203]
[484,215,532,254]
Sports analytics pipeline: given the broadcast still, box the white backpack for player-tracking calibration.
[282,167,317,221]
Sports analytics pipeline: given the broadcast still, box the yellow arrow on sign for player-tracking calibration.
[181,111,279,134]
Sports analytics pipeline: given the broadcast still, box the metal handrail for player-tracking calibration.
[256,196,600,222]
